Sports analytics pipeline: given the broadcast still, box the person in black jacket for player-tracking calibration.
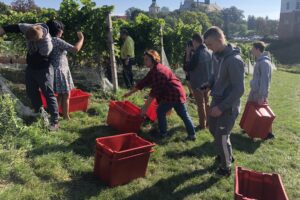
[0,23,59,131]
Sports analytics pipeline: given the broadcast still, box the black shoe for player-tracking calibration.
[215,155,235,163]
[185,135,196,141]
[216,167,231,177]
[264,132,275,140]
[194,125,206,132]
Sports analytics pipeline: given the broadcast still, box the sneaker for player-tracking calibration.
[185,135,196,141]
[39,107,49,127]
[215,155,235,163]
[216,167,231,177]
[48,123,59,132]
[264,132,275,140]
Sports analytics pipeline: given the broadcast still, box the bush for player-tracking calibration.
[0,94,22,136]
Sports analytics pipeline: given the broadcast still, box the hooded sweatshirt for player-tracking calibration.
[249,52,272,100]
[209,44,245,112]
[3,23,53,70]
[188,44,213,89]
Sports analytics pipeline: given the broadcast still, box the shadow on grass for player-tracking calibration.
[124,165,220,200]
[166,141,216,160]
[55,172,107,200]
[142,126,188,145]
[165,132,262,160]
[231,132,262,154]
[27,125,120,158]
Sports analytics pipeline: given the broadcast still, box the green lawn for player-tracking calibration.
[0,70,299,200]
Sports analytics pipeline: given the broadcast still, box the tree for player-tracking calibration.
[221,6,245,37]
[160,7,170,13]
[247,15,256,30]
[179,11,211,31]
[11,0,39,12]
[125,7,145,21]
[0,2,11,15]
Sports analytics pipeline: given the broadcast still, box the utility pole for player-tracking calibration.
[107,13,118,91]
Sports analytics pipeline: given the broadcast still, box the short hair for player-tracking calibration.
[25,25,43,41]
[144,50,161,64]
[203,26,225,40]
[253,41,266,52]
[192,33,203,44]
[120,29,129,36]
[46,19,65,37]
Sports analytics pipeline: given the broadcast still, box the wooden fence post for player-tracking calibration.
[107,13,118,91]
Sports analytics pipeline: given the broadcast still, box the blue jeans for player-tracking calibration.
[157,102,195,137]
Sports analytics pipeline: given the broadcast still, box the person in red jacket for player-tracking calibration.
[124,50,196,141]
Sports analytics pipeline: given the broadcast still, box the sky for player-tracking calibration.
[1,0,281,19]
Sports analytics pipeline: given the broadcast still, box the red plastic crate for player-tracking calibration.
[40,89,91,113]
[235,167,289,200]
[107,101,144,132]
[145,99,172,122]
[239,102,275,139]
[94,133,155,187]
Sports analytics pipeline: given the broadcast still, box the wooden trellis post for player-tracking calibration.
[107,13,118,91]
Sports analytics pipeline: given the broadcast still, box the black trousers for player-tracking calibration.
[122,59,134,89]
[25,67,59,124]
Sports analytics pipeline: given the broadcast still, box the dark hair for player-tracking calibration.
[192,33,203,44]
[253,41,266,52]
[120,29,129,36]
[46,19,65,37]
[203,26,225,40]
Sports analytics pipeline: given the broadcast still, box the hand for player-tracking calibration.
[209,106,222,117]
[77,32,84,40]
[0,27,6,37]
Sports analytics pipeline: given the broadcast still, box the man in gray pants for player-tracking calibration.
[202,27,245,176]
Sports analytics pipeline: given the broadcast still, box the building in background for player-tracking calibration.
[279,0,300,39]
[179,0,221,12]
[149,0,160,14]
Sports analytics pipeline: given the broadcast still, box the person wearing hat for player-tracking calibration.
[120,29,135,89]
[124,50,196,141]
[46,20,84,120]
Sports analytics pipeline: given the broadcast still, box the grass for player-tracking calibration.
[0,70,300,200]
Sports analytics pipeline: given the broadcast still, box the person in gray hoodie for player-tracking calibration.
[247,41,274,139]
[202,26,245,176]
[0,23,59,131]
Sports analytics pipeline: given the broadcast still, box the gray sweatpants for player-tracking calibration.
[208,106,239,169]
